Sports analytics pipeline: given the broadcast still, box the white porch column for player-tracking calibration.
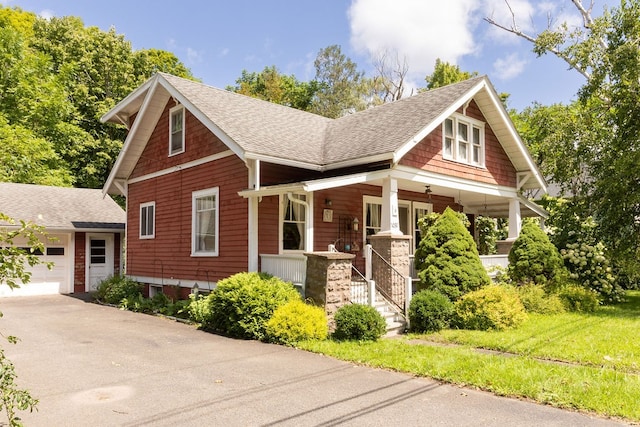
[508,198,521,239]
[380,176,402,235]
[247,160,259,272]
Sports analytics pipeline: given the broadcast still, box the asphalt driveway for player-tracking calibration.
[0,295,625,426]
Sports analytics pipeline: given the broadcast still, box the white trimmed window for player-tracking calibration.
[192,188,219,256]
[363,196,382,243]
[140,202,155,239]
[413,202,433,251]
[443,115,484,167]
[281,194,307,252]
[169,105,185,156]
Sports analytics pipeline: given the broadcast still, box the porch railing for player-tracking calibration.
[350,265,372,305]
[410,254,509,279]
[260,254,307,291]
[368,246,410,315]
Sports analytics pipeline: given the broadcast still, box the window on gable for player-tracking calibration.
[192,188,219,256]
[169,105,185,156]
[281,194,306,251]
[443,115,484,167]
[140,202,155,239]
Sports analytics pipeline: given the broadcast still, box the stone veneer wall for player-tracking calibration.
[304,251,355,330]
[368,233,411,308]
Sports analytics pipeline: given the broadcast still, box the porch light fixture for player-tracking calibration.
[325,198,332,206]
[425,185,433,203]
[352,217,359,231]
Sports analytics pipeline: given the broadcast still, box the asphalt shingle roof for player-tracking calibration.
[0,183,125,229]
[159,73,485,167]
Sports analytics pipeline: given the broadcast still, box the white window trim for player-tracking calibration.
[169,105,185,156]
[412,201,433,252]
[191,187,219,257]
[139,202,155,239]
[442,113,485,167]
[279,193,311,254]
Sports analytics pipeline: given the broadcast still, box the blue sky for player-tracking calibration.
[4,0,613,111]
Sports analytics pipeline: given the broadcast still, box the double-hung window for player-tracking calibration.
[140,202,155,239]
[281,194,306,251]
[363,196,382,243]
[192,188,219,256]
[443,115,484,167]
[169,105,185,156]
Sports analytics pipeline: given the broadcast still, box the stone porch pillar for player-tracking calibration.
[304,251,355,329]
[368,233,411,308]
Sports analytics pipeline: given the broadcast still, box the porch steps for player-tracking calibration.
[373,293,407,336]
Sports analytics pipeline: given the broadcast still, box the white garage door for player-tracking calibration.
[0,233,72,297]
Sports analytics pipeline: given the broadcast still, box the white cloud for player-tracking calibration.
[218,48,230,58]
[492,52,527,79]
[39,9,55,20]
[186,47,203,64]
[348,0,480,81]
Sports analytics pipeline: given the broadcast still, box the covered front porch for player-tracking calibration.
[240,165,547,296]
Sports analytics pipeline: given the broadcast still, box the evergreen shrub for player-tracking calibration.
[453,285,528,331]
[415,207,490,300]
[408,289,454,333]
[207,272,301,340]
[265,300,328,345]
[508,220,566,289]
[332,304,387,341]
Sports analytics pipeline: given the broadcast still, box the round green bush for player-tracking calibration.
[516,283,565,314]
[408,290,454,333]
[332,304,386,341]
[508,220,566,289]
[453,285,528,331]
[188,293,212,325]
[95,275,143,304]
[207,272,301,340]
[415,207,490,300]
[557,285,600,312]
[265,300,328,345]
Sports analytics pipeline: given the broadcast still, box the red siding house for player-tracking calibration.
[102,73,546,297]
[0,183,125,297]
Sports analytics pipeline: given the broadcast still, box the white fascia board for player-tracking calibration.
[100,74,156,124]
[103,80,162,197]
[321,153,394,171]
[393,79,487,165]
[238,183,305,198]
[301,169,392,192]
[156,75,246,162]
[392,165,519,198]
[481,80,547,193]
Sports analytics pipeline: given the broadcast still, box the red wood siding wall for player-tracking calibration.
[399,100,517,187]
[130,100,230,180]
[74,232,86,293]
[127,156,248,284]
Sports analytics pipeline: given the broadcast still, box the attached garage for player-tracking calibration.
[0,183,125,297]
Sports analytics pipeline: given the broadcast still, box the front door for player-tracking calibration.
[86,234,114,291]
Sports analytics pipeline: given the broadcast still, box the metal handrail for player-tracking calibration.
[369,247,406,314]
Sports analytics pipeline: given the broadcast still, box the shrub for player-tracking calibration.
[95,275,143,304]
[516,284,565,314]
[408,290,454,333]
[415,207,490,300]
[332,304,387,341]
[557,285,600,312]
[453,285,528,331]
[265,300,328,345]
[207,272,301,340]
[508,220,566,289]
[188,293,212,324]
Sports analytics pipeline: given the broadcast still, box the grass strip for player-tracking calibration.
[298,339,640,422]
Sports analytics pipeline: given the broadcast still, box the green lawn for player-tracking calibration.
[298,291,640,422]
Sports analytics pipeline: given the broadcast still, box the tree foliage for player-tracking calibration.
[415,207,490,300]
[0,6,194,188]
[424,58,478,90]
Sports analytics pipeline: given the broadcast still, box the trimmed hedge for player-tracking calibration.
[265,300,328,345]
[332,304,387,341]
[408,290,454,333]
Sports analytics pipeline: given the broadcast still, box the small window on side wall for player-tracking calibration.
[140,202,155,239]
[169,105,185,156]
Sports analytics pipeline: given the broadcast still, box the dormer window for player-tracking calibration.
[169,105,185,156]
[443,115,484,167]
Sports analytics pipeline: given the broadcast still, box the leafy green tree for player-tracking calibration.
[0,214,43,425]
[508,220,566,289]
[310,44,370,118]
[424,58,478,90]
[227,65,318,111]
[416,207,490,300]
